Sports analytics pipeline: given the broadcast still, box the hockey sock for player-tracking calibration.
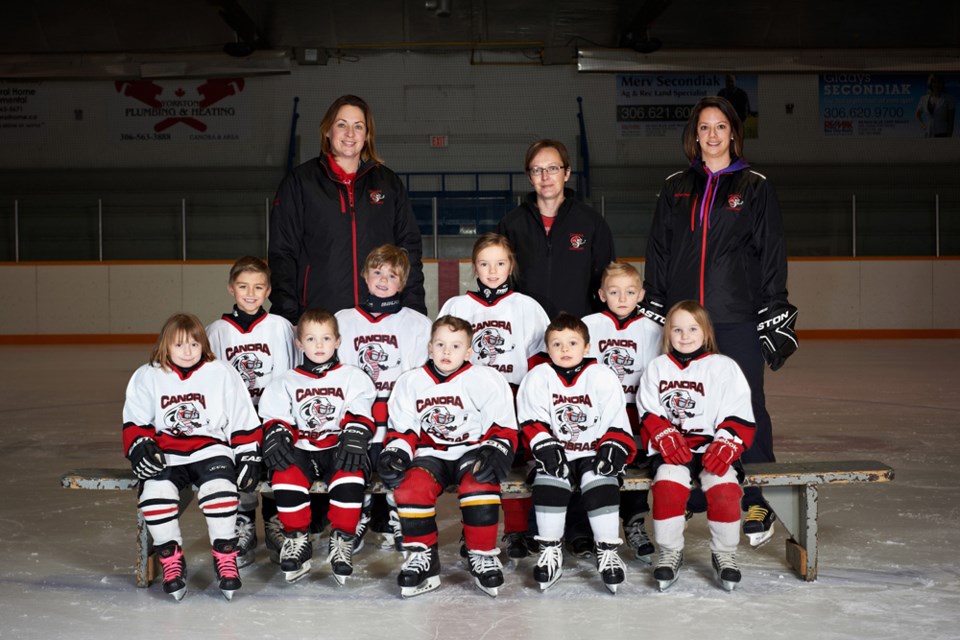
[501,496,533,534]
[327,471,366,533]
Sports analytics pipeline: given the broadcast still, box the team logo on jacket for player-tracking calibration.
[299,396,337,432]
[727,194,744,210]
[232,353,264,390]
[473,328,511,364]
[163,402,208,436]
[569,233,586,250]
[661,389,700,428]
[555,404,597,442]
[419,406,467,441]
[368,190,386,205]
[358,343,392,381]
[601,347,636,382]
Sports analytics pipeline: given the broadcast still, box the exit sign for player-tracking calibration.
[430,135,448,148]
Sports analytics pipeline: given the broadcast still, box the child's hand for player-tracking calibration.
[236,451,261,491]
[335,424,373,473]
[648,423,692,465]
[376,448,411,489]
[701,438,744,476]
[128,437,165,480]
[263,424,296,472]
[531,438,570,480]
[472,438,513,484]
[593,440,630,477]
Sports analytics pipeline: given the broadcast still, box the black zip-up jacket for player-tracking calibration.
[644,158,788,324]
[268,155,425,324]
[497,189,614,319]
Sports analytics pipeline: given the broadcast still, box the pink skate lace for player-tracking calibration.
[159,545,184,582]
[212,548,239,579]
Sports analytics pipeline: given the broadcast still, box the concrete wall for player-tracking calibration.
[1,258,957,338]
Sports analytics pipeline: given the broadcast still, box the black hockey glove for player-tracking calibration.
[376,448,411,489]
[262,423,296,472]
[471,438,514,484]
[335,424,373,473]
[757,302,799,371]
[637,294,666,326]
[235,451,262,491]
[128,436,166,480]
[593,440,630,477]
[531,438,570,480]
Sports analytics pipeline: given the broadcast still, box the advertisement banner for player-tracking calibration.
[0,81,48,143]
[819,73,958,137]
[616,73,759,138]
[112,78,250,142]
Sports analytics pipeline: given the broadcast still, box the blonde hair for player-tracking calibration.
[319,94,382,164]
[600,261,641,289]
[662,300,718,355]
[362,244,411,291]
[150,313,214,371]
[471,232,516,280]
[297,308,340,341]
[228,256,270,283]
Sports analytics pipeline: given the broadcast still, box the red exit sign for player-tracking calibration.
[430,135,448,148]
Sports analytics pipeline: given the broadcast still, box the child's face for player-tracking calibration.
[228,271,270,315]
[546,328,589,369]
[169,331,202,368]
[598,274,643,319]
[669,309,705,354]
[297,320,341,364]
[474,245,512,290]
[364,264,402,299]
[429,325,473,374]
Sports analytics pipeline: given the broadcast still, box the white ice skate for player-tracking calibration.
[279,531,313,583]
[533,539,563,592]
[654,548,683,591]
[398,543,440,598]
[712,551,741,591]
[467,549,504,598]
[596,541,626,594]
[327,529,355,586]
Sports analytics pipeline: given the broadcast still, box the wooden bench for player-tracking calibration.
[61,459,893,586]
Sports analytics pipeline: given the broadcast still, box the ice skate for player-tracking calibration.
[567,536,594,559]
[381,507,405,553]
[623,516,655,564]
[653,548,683,591]
[743,503,776,548]
[156,541,187,602]
[354,494,372,554]
[467,549,504,597]
[712,551,741,591]
[264,515,285,564]
[327,529,355,586]
[595,541,626,594]
[234,513,257,568]
[502,532,530,560]
[533,539,563,591]
[211,539,242,601]
[398,543,440,598]
[279,530,313,583]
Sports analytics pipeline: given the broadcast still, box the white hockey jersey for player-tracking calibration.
[384,363,518,462]
[517,359,633,462]
[583,310,662,407]
[639,352,756,454]
[122,360,260,467]
[438,291,549,386]
[206,312,297,407]
[258,363,376,452]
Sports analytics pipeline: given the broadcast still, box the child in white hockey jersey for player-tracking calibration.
[517,313,636,593]
[438,232,549,558]
[206,256,297,567]
[335,244,432,551]
[583,262,662,562]
[258,309,377,584]
[122,313,261,602]
[376,315,518,598]
[639,300,756,592]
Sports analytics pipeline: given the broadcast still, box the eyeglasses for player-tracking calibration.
[528,165,566,177]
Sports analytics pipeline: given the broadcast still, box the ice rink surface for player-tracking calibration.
[1,340,958,640]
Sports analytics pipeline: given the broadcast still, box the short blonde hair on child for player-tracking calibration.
[471,232,517,277]
[431,315,473,343]
[662,300,718,355]
[228,256,270,283]
[545,312,590,345]
[151,313,215,371]
[362,244,411,291]
[297,308,340,340]
[600,261,641,289]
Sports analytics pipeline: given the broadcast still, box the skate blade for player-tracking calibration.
[167,586,187,602]
[657,577,678,592]
[604,582,619,595]
[400,576,441,598]
[220,587,238,601]
[475,582,499,598]
[537,570,562,592]
[332,573,348,586]
[634,551,654,565]
[236,553,255,569]
[746,524,774,548]
[283,561,312,583]
[718,579,739,592]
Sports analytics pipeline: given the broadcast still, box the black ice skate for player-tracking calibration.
[712,551,742,591]
[654,548,683,591]
[353,494,372,554]
[466,549,504,597]
[156,541,187,602]
[623,515,655,564]
[398,543,440,598]
[264,515,285,564]
[211,538,242,601]
[533,539,563,591]
[327,529,356,586]
[279,530,313,583]
[743,503,776,548]
[234,512,257,568]
[382,506,405,553]
[502,532,530,560]
[595,541,626,594]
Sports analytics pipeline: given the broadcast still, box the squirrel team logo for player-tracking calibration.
[358,343,392,381]
[420,406,461,439]
[727,194,744,210]
[473,328,511,364]
[369,190,386,205]
[554,404,597,442]
[163,402,208,436]
[569,233,586,250]
[299,396,337,435]
[601,347,636,382]
[661,389,700,428]
[232,353,264,390]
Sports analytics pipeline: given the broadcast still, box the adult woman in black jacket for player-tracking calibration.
[641,96,798,548]
[268,94,425,323]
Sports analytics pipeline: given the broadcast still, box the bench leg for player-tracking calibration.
[762,484,818,581]
[136,510,152,588]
